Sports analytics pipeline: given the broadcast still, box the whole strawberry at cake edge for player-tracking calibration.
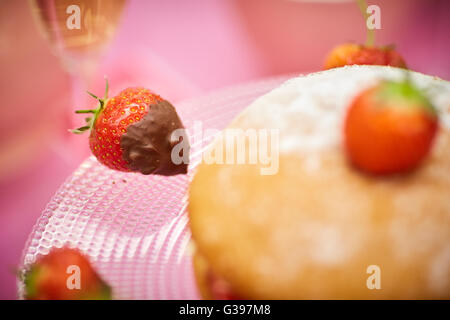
[324,0,407,70]
[324,43,407,70]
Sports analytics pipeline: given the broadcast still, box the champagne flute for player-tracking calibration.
[28,0,126,131]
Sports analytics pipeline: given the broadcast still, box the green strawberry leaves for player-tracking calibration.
[377,79,437,117]
[70,78,109,134]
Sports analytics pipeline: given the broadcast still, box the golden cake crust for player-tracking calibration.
[188,66,450,299]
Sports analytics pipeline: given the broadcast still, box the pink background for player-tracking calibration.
[0,0,449,299]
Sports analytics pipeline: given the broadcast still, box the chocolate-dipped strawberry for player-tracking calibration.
[72,81,189,175]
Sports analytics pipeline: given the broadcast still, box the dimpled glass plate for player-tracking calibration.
[18,75,290,299]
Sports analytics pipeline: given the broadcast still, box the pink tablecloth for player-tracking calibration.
[1,0,449,299]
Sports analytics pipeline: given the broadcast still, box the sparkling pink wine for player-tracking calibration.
[29,0,126,55]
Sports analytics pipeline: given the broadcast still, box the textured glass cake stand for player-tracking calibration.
[18,75,290,299]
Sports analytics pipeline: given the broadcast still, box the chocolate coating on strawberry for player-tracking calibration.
[120,99,189,175]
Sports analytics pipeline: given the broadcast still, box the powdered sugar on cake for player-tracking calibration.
[232,65,450,155]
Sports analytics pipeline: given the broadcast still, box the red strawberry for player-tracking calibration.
[324,43,407,70]
[72,81,189,175]
[344,80,438,175]
[23,247,111,300]
[207,271,241,300]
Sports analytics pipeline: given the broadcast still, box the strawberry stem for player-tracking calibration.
[356,0,375,47]
[75,109,96,114]
[70,125,91,134]
[104,77,109,100]
[86,91,99,100]
[71,78,109,135]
